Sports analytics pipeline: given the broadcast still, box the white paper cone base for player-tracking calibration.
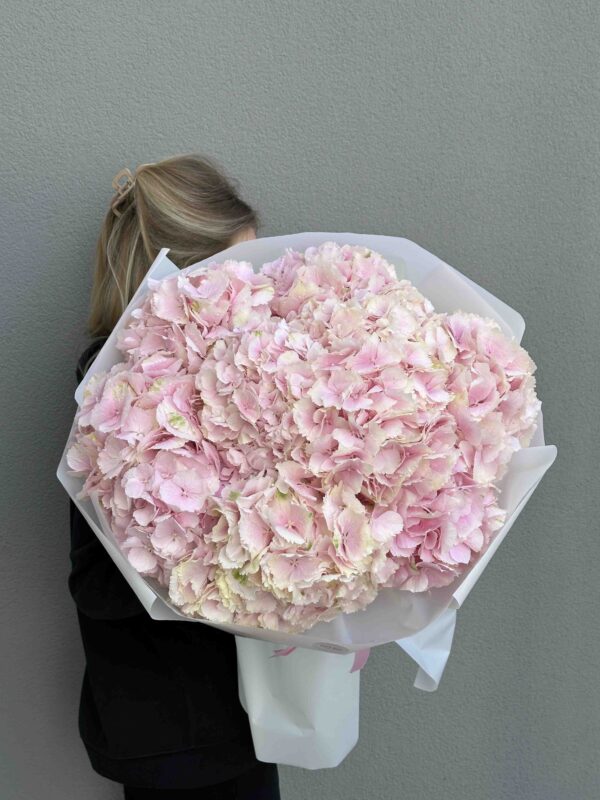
[235,635,360,769]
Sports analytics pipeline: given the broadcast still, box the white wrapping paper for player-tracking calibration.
[58,233,557,768]
[235,635,360,768]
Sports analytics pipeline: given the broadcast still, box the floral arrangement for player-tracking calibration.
[67,242,541,634]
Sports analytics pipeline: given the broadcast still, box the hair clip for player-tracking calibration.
[111,167,136,217]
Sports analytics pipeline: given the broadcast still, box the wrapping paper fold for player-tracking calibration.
[58,233,557,768]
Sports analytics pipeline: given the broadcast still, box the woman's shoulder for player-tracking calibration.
[76,336,109,382]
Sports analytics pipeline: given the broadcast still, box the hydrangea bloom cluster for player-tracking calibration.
[67,242,541,633]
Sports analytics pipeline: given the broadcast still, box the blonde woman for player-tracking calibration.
[68,154,281,799]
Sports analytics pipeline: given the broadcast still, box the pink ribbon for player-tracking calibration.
[269,645,371,673]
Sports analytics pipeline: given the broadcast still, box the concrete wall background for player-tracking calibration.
[1,1,598,798]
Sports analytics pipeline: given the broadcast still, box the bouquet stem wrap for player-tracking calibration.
[236,635,361,769]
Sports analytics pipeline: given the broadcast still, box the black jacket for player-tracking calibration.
[68,338,263,789]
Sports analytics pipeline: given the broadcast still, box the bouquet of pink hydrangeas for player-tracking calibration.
[66,242,540,634]
[58,233,556,769]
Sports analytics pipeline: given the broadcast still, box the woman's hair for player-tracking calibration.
[88,153,261,337]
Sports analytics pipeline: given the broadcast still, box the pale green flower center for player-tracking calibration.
[167,412,186,429]
[232,568,248,584]
[150,377,166,392]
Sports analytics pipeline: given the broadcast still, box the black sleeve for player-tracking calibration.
[67,337,146,621]
[68,499,146,619]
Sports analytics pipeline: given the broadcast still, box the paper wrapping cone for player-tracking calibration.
[57,233,557,768]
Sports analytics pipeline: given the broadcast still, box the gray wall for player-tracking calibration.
[1,1,598,798]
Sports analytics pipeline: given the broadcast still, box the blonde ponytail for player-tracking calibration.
[88,153,260,337]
